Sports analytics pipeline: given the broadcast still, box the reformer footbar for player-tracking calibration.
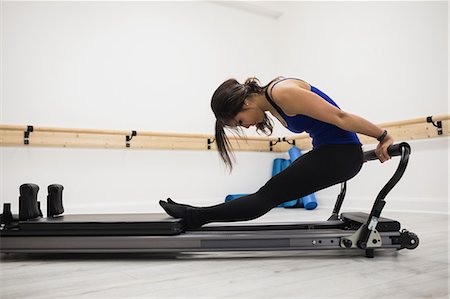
[0,142,419,258]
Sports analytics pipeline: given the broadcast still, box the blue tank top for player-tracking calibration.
[265,79,362,149]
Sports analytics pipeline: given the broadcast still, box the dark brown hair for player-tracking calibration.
[211,76,283,172]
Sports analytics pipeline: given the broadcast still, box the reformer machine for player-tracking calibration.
[0,142,419,258]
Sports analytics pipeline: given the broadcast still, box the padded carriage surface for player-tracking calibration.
[1,212,401,237]
[1,213,184,236]
[341,212,400,232]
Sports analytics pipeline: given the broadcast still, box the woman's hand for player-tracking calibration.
[375,134,394,163]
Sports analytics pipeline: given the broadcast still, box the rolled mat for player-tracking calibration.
[288,146,318,210]
[224,146,318,210]
[272,158,284,177]
[225,158,297,207]
[225,194,248,202]
[277,159,298,208]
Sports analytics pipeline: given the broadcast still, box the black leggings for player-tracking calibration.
[189,143,364,228]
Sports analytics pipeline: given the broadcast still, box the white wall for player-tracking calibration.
[274,1,447,124]
[273,1,449,214]
[0,1,448,216]
[0,1,280,214]
[1,1,278,133]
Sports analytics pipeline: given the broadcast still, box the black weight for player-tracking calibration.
[19,183,42,221]
[47,184,64,217]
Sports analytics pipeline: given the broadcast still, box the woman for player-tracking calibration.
[160,76,394,229]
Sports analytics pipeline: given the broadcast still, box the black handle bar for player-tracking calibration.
[363,142,411,162]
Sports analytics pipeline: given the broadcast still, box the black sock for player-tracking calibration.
[159,200,202,229]
[167,198,196,208]
[159,200,188,219]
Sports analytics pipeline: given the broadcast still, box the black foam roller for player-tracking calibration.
[47,184,64,217]
[19,183,41,221]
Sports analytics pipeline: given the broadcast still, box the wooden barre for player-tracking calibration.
[377,114,449,127]
[0,114,448,152]
[0,124,278,142]
[283,114,450,142]
[4,114,447,141]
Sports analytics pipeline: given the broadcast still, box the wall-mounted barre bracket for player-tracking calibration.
[426,116,442,135]
[282,137,296,146]
[207,138,215,150]
[125,130,137,148]
[269,138,282,151]
[24,125,34,145]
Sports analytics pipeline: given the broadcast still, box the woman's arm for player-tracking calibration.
[338,112,384,139]
[273,84,394,162]
[339,112,394,163]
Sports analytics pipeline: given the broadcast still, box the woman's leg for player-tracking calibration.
[162,144,363,228]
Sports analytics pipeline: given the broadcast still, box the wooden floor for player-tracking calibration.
[0,208,448,299]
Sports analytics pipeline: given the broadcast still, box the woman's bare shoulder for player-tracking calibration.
[268,77,311,95]
[269,78,313,116]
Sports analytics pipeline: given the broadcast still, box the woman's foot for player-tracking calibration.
[167,197,196,208]
[159,200,202,229]
[159,200,188,219]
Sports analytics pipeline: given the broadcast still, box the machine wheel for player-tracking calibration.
[400,229,419,250]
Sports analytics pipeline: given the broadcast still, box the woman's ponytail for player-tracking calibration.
[244,77,263,94]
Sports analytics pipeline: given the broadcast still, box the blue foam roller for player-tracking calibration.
[281,159,291,170]
[288,146,318,210]
[274,158,287,208]
[279,159,298,208]
[272,158,284,177]
[302,193,318,210]
[225,194,249,202]
[288,146,303,162]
